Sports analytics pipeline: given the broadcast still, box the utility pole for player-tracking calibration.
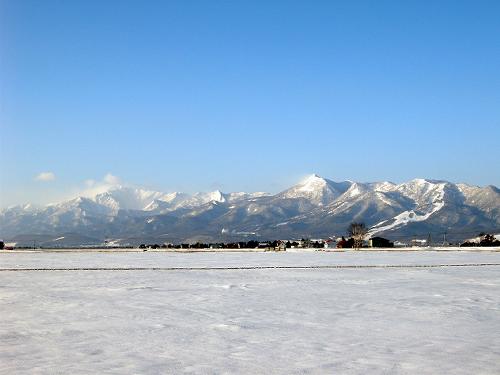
[427,233,432,247]
[442,232,447,247]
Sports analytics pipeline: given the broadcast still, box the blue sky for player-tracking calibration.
[1,0,499,207]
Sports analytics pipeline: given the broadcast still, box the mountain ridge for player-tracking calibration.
[1,174,499,246]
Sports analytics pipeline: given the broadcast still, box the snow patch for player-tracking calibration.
[368,183,446,237]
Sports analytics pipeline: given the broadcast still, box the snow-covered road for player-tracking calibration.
[1,251,499,374]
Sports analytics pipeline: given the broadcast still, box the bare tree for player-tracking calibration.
[347,222,367,249]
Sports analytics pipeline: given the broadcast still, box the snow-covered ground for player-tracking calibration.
[1,251,500,374]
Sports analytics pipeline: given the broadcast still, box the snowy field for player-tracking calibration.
[1,251,500,374]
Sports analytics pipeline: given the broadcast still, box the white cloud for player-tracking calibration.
[35,172,56,182]
[78,173,122,198]
[103,173,120,185]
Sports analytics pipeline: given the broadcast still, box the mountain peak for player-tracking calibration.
[306,173,323,180]
[298,174,327,192]
[208,190,226,202]
[279,174,350,205]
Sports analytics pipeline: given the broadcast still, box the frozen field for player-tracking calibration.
[1,251,500,374]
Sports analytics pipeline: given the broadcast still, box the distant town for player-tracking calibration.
[121,232,500,251]
[2,230,499,251]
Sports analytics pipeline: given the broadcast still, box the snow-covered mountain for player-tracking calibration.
[279,174,352,205]
[1,175,499,246]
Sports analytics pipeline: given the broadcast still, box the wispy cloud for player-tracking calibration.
[103,173,120,185]
[35,172,56,182]
[78,173,122,198]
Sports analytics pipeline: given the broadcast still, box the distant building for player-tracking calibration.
[3,242,16,250]
[369,237,394,248]
[411,239,427,247]
[277,241,287,251]
[336,237,354,248]
[394,241,408,248]
[324,239,336,249]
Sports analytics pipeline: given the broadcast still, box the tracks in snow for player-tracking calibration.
[1,263,500,272]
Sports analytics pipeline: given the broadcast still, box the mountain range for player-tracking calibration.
[1,174,499,247]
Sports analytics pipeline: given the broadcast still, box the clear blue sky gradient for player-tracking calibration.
[1,0,499,206]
